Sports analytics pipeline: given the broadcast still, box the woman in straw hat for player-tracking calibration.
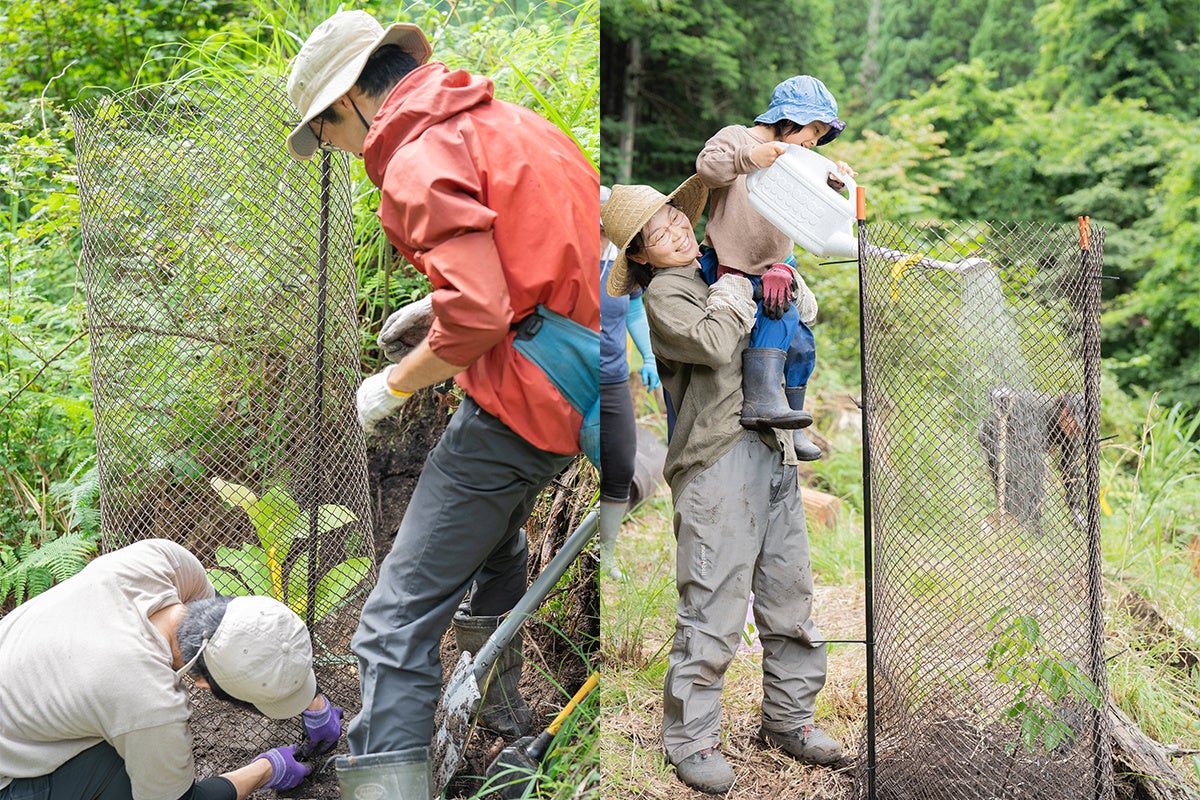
[603,178,841,794]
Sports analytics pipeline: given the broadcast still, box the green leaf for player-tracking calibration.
[210,477,257,511]
[317,504,357,536]
[213,544,271,597]
[1043,720,1067,752]
[207,568,252,597]
[286,557,309,619]
[313,558,372,620]
[250,486,304,564]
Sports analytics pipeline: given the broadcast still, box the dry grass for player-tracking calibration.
[600,479,869,799]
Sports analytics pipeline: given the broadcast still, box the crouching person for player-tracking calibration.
[0,539,342,800]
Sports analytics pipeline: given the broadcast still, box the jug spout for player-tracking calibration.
[822,231,858,259]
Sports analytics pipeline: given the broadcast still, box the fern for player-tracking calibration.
[50,463,102,535]
[0,531,97,607]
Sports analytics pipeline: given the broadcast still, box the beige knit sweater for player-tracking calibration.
[696,125,795,275]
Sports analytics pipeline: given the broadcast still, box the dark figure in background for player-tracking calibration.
[979,388,1087,532]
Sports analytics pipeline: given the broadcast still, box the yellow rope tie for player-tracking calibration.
[890,253,924,300]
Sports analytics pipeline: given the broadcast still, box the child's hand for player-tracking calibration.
[750,142,787,169]
[826,161,857,192]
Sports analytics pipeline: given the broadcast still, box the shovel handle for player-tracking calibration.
[472,510,599,682]
[547,673,599,735]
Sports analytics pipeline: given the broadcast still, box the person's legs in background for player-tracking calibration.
[599,381,637,579]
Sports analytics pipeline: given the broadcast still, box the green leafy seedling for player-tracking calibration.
[207,477,371,622]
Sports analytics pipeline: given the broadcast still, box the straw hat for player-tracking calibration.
[601,175,708,297]
[287,10,432,160]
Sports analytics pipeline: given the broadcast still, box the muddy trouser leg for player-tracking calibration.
[753,465,828,732]
[347,396,575,758]
[662,436,775,764]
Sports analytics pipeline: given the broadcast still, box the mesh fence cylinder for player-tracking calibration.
[72,81,372,767]
[855,221,1113,800]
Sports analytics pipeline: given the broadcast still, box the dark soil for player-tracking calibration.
[191,387,598,799]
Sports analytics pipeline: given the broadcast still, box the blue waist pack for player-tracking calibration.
[512,305,600,468]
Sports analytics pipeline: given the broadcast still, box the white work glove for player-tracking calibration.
[356,364,411,434]
[377,295,434,363]
[705,273,756,335]
[795,273,818,325]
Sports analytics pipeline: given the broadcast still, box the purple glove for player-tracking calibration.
[256,746,312,791]
[301,701,344,757]
[759,264,796,320]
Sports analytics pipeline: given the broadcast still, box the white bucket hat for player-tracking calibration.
[286,10,432,160]
[203,596,318,719]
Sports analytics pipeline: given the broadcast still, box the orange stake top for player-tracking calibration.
[1078,215,1091,251]
[856,186,866,221]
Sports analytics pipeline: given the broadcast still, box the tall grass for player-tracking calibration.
[130,0,598,357]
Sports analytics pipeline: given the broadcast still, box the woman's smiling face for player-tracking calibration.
[635,204,700,268]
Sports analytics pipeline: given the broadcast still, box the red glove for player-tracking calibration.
[759,264,795,320]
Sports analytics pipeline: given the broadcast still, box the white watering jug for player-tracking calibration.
[745,144,859,259]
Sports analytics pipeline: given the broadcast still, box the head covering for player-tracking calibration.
[755,75,845,146]
[203,596,317,718]
[286,10,432,160]
[601,176,708,297]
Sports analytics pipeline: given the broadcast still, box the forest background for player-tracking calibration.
[600,0,1200,794]
[0,0,598,597]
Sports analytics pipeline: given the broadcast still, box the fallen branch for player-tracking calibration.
[1108,699,1200,800]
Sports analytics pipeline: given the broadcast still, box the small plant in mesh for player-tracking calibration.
[985,607,1102,755]
[206,477,371,622]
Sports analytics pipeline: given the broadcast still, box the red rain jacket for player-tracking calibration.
[363,63,599,455]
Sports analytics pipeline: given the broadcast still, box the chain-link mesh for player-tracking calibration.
[72,81,372,769]
[854,221,1113,799]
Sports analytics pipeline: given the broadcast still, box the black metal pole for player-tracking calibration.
[856,188,877,800]
[1079,217,1110,800]
[306,150,331,628]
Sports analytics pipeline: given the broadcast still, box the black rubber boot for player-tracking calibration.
[740,348,813,430]
[786,386,823,461]
[452,612,533,737]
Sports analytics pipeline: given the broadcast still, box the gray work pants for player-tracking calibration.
[662,435,827,764]
[347,396,575,756]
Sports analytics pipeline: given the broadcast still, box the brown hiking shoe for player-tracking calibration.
[674,744,735,794]
[758,724,843,765]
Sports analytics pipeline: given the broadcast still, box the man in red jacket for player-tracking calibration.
[286,10,599,797]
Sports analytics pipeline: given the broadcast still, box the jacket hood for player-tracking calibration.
[363,63,495,186]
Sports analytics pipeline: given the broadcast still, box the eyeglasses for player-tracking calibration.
[645,209,693,248]
[310,116,332,150]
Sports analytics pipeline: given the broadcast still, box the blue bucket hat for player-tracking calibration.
[755,75,845,146]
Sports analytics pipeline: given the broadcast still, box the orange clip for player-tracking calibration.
[1078,215,1091,251]
[856,187,866,221]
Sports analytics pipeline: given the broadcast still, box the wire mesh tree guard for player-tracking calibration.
[852,217,1114,800]
[72,80,372,771]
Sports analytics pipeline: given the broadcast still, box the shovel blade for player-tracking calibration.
[432,651,482,794]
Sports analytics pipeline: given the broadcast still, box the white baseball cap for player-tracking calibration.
[286,10,432,160]
[204,596,318,719]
